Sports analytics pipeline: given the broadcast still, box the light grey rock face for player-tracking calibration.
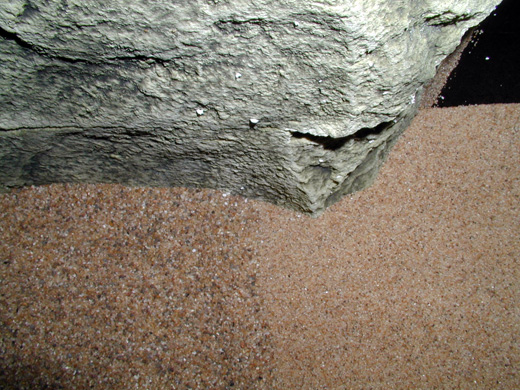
[0,0,501,215]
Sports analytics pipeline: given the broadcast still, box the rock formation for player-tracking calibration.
[0,0,502,215]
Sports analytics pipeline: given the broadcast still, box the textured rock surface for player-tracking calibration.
[0,0,501,215]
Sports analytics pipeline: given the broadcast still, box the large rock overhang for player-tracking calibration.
[0,0,502,215]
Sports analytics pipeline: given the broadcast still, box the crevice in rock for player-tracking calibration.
[0,26,34,50]
[0,26,95,64]
[424,12,475,27]
[0,26,171,65]
[353,121,393,140]
[289,121,392,151]
[291,132,349,151]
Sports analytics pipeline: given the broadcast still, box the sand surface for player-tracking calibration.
[1,103,520,389]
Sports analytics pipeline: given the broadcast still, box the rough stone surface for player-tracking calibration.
[0,0,501,215]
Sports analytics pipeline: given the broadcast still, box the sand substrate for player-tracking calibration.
[1,103,519,389]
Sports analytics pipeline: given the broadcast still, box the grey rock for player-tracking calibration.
[0,0,501,215]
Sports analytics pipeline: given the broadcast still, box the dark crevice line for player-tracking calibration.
[290,121,392,151]
[0,26,171,65]
[0,26,34,50]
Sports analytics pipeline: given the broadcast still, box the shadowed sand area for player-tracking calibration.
[1,103,519,388]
